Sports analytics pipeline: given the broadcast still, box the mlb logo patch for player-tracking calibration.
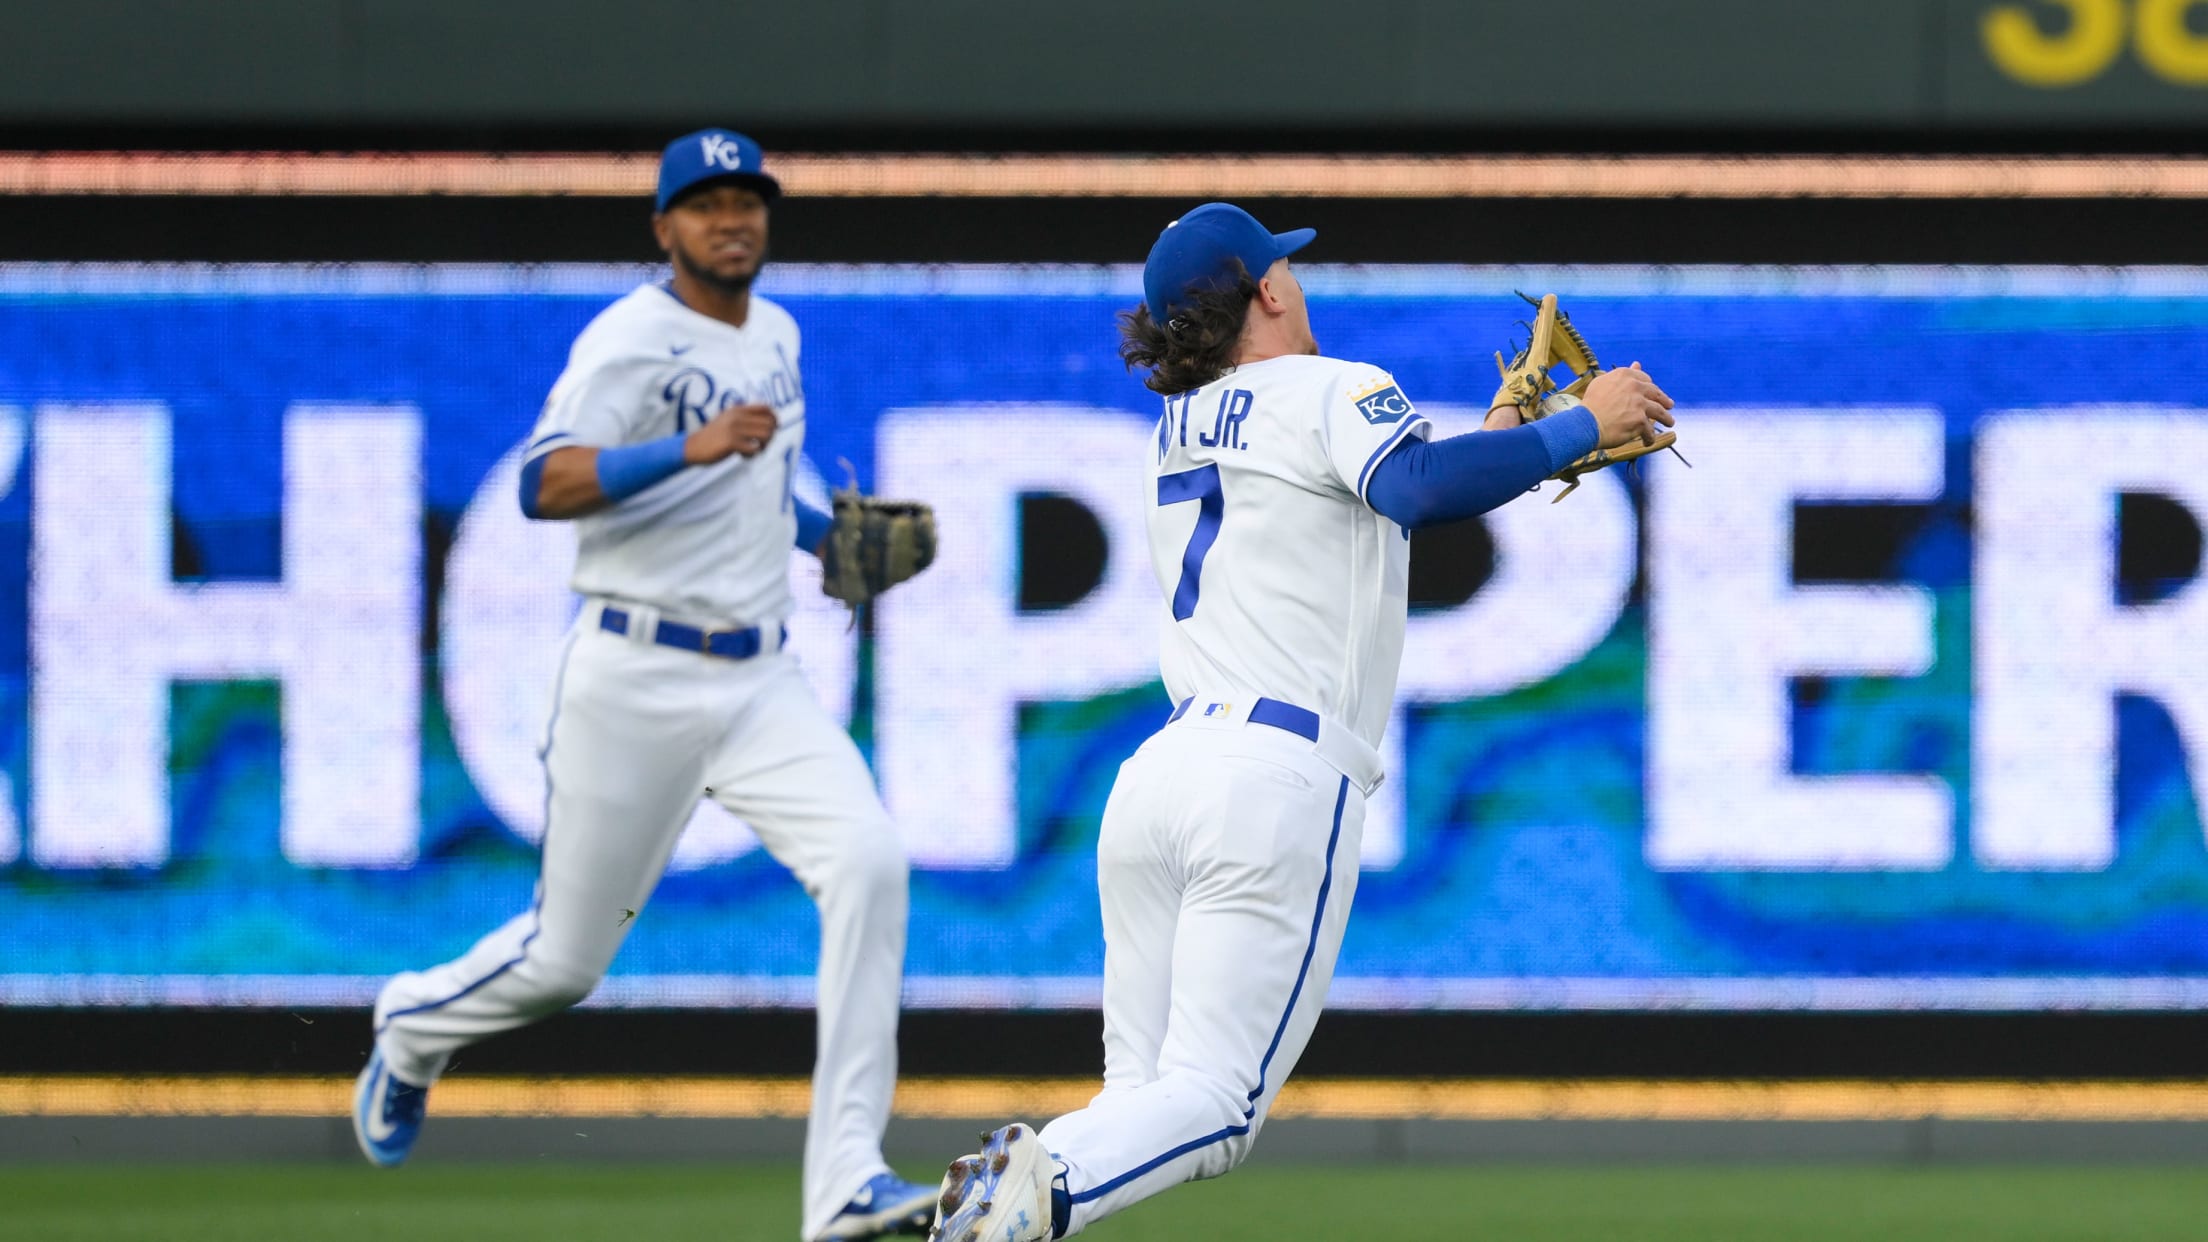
[1203,702,1234,718]
[1351,381,1415,425]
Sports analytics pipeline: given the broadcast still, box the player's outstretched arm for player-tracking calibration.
[1366,420,1572,527]
[520,403,777,520]
[1371,363,1675,528]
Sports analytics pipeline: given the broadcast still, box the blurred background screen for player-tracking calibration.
[3,0,2208,1048]
[25,19,2208,1238]
[4,259,2207,1012]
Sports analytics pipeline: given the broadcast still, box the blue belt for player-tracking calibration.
[1167,695,1320,742]
[600,607,784,660]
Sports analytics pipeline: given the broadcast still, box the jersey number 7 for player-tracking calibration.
[1157,464,1222,622]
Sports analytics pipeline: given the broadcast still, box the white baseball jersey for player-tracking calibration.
[1145,353,1431,748]
[524,283,808,624]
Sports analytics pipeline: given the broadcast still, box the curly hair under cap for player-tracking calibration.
[1116,263,1262,396]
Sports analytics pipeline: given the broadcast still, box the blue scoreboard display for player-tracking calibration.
[3,262,2207,1010]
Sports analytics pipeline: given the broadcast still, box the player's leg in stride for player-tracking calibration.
[704,657,939,1239]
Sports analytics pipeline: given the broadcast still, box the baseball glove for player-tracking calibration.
[821,480,937,608]
[1494,292,1679,502]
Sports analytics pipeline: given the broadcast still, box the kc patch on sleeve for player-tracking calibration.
[1351,380,1415,425]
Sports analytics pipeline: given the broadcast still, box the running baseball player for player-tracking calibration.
[353,129,941,1242]
[927,204,1674,1241]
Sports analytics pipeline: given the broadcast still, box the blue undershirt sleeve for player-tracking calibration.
[1365,407,1601,528]
[794,498,833,555]
[1529,404,1602,471]
[594,433,691,504]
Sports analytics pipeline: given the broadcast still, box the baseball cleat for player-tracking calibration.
[351,1046,430,1167]
[814,1172,939,1241]
[928,1123,1053,1242]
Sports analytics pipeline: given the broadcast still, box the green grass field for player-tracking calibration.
[11,1164,2208,1241]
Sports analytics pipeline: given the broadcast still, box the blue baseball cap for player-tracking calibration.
[1142,203,1316,320]
[656,128,782,213]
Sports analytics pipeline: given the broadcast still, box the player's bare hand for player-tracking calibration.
[1580,362,1675,449]
[684,403,779,464]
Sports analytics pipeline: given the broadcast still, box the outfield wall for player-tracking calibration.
[7,1,2208,133]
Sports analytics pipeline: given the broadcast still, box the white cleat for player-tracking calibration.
[928,1123,1053,1242]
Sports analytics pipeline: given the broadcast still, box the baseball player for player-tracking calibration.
[353,129,940,1242]
[927,204,1674,1241]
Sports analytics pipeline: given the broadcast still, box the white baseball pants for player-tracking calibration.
[374,605,910,1241]
[1038,701,1381,1237]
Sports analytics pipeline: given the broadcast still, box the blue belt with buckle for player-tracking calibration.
[600,606,784,660]
[1167,695,1320,742]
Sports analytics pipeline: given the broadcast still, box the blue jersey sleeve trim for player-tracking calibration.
[594,433,690,503]
[1353,415,1432,503]
[524,430,575,458]
[794,498,832,554]
[1365,422,1559,528]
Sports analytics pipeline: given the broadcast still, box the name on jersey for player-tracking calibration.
[1158,388,1255,461]
[1350,379,1415,425]
[662,351,803,434]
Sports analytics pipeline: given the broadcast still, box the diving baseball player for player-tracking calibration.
[928,204,1674,1240]
[353,129,941,1242]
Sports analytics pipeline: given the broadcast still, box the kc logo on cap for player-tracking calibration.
[656,127,782,212]
[700,132,747,172]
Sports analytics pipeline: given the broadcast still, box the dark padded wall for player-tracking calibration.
[3,1,2207,134]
